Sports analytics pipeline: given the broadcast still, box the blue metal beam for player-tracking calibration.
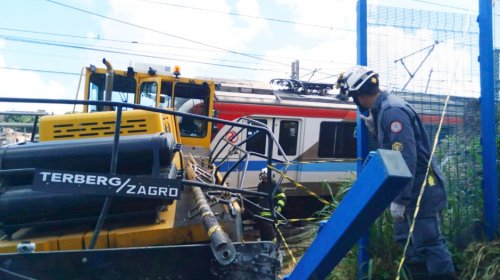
[287,149,412,280]
[356,0,370,278]
[478,0,498,240]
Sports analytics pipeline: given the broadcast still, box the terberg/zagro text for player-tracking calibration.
[37,171,179,198]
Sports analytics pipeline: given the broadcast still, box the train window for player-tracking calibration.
[278,120,299,156]
[318,122,356,158]
[246,119,267,154]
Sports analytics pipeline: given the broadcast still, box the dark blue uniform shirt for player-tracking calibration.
[371,91,447,215]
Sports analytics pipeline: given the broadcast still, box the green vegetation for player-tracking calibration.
[4,114,36,123]
[277,104,498,279]
[280,134,500,279]
[459,241,500,280]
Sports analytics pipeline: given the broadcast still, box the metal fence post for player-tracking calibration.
[478,0,498,241]
[357,0,370,278]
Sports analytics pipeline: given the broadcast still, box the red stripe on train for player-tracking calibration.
[214,102,357,120]
[421,115,463,125]
[213,102,463,125]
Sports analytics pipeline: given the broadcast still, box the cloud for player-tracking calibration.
[0,55,74,114]
[85,0,270,78]
[73,0,354,84]
[368,24,479,97]
[252,36,357,83]
[276,0,357,38]
[248,0,358,82]
[0,0,273,115]
[258,1,480,95]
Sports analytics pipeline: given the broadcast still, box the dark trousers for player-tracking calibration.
[257,220,277,242]
[394,213,455,278]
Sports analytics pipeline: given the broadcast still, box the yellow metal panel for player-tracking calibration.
[108,202,175,248]
[39,110,165,141]
[109,224,207,248]
[38,238,60,252]
[58,233,85,251]
[172,154,181,171]
[0,236,59,253]
[162,114,181,144]
[108,202,208,248]
[83,230,109,249]
[0,241,20,253]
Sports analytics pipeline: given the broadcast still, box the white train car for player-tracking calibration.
[210,79,358,198]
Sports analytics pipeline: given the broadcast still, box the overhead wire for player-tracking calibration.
[1,34,270,66]
[0,27,229,55]
[45,0,290,68]
[0,34,287,73]
[0,27,356,67]
[406,0,476,12]
[43,0,338,77]
[0,66,80,76]
[311,73,343,83]
[1,48,84,61]
[135,0,356,32]
[2,44,267,67]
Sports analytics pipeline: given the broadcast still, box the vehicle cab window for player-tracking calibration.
[161,81,210,138]
[139,82,158,107]
[88,72,137,112]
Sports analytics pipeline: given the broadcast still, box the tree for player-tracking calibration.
[4,115,35,123]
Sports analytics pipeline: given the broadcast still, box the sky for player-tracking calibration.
[0,0,491,113]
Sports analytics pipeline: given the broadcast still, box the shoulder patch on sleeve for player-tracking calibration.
[392,142,403,151]
[390,121,403,133]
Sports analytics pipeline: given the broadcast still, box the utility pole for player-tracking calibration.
[291,60,300,80]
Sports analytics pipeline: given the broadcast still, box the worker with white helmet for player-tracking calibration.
[337,66,455,280]
[256,168,286,243]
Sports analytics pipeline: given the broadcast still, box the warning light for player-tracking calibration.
[173,65,181,78]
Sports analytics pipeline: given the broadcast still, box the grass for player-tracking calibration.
[279,166,499,279]
[459,241,500,280]
[278,130,500,279]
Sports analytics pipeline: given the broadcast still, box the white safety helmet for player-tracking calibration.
[259,168,267,181]
[336,66,379,100]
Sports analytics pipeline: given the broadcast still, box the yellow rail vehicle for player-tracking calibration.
[0,60,279,279]
[83,61,214,148]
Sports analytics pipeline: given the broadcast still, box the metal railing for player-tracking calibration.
[0,97,284,247]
